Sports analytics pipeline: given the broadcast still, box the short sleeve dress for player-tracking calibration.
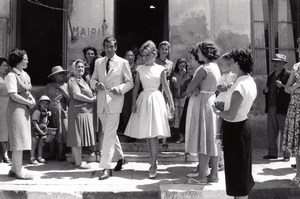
[124,64,171,139]
[5,68,32,151]
[67,77,95,147]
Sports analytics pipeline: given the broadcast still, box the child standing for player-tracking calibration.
[30,95,51,165]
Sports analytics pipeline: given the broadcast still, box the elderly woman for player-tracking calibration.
[0,58,11,164]
[5,49,36,180]
[213,49,257,198]
[185,41,221,184]
[45,66,70,161]
[67,59,96,169]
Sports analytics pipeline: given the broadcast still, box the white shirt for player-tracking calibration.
[224,74,257,122]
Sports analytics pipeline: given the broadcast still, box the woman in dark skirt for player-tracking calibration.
[213,49,257,198]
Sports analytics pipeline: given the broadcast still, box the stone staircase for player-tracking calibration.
[66,134,198,162]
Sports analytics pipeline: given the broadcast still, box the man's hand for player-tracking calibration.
[109,87,122,95]
[95,82,106,91]
[275,80,283,88]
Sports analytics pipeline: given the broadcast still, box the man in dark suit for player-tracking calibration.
[263,54,291,161]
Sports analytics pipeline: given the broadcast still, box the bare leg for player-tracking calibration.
[30,137,38,159]
[208,156,219,180]
[37,138,44,158]
[196,153,210,182]
[295,154,300,177]
[12,150,23,176]
[234,196,248,199]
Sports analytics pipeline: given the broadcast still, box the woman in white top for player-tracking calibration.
[125,40,174,179]
[213,49,257,198]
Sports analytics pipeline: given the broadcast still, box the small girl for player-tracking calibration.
[30,95,51,165]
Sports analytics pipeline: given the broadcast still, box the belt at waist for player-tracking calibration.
[143,88,159,91]
[200,90,215,94]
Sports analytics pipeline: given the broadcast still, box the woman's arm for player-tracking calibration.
[9,92,36,108]
[161,70,174,112]
[284,72,296,94]
[131,72,141,113]
[73,92,96,103]
[213,91,243,121]
[186,68,207,95]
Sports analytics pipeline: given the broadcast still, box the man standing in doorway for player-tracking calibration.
[263,54,291,161]
[90,37,133,180]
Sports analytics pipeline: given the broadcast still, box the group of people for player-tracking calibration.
[263,37,300,188]
[1,35,282,198]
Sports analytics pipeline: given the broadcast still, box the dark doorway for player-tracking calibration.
[17,0,63,85]
[114,0,168,57]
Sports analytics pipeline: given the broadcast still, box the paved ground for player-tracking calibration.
[0,149,300,199]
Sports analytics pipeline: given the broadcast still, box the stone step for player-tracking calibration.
[66,151,198,163]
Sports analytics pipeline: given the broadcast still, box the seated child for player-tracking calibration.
[30,95,51,165]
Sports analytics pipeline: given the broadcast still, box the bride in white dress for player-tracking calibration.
[124,40,174,179]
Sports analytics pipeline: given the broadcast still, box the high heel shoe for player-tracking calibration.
[176,134,184,144]
[149,167,157,179]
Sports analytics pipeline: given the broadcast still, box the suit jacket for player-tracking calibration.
[264,69,290,114]
[90,54,133,114]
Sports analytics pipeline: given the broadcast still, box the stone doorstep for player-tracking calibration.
[65,151,198,163]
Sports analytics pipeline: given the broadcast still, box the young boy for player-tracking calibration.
[30,95,51,165]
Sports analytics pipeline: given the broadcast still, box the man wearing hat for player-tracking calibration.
[263,54,291,161]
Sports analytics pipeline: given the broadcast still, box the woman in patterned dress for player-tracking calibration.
[282,38,300,186]
[67,59,97,169]
[5,49,36,180]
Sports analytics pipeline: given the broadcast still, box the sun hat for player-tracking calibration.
[48,66,68,78]
[271,54,288,63]
[38,95,50,103]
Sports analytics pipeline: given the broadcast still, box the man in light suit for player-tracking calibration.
[90,37,133,180]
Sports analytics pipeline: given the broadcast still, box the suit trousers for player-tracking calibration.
[98,113,124,169]
[267,107,290,157]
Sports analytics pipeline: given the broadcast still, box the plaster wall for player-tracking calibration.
[66,0,114,70]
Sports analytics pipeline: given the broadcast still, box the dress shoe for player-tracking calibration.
[283,157,290,162]
[292,164,297,168]
[99,169,112,180]
[149,167,157,179]
[263,155,278,160]
[114,159,125,171]
[8,170,16,177]
[2,157,12,164]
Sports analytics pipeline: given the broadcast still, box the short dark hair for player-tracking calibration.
[8,49,27,68]
[0,57,8,66]
[82,46,97,59]
[189,48,203,65]
[197,41,220,61]
[174,58,187,73]
[228,49,254,74]
[103,37,117,47]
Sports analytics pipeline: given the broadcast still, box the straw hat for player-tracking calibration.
[48,66,68,78]
[271,54,288,63]
[38,95,50,103]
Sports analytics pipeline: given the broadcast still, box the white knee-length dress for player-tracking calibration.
[124,64,171,139]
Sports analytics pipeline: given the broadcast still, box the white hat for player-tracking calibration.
[38,95,50,103]
[271,54,288,63]
[48,66,68,78]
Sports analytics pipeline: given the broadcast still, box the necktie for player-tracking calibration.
[106,58,111,73]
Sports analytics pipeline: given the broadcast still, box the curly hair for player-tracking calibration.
[189,48,203,65]
[197,41,219,61]
[0,57,8,66]
[228,49,254,74]
[173,58,188,73]
[82,46,97,59]
[8,49,27,68]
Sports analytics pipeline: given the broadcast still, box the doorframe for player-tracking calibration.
[9,0,68,70]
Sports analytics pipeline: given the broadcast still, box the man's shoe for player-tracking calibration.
[283,157,290,162]
[114,159,125,171]
[99,169,112,180]
[2,157,12,164]
[292,164,297,168]
[263,155,278,160]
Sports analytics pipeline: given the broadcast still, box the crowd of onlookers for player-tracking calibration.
[1,36,300,198]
